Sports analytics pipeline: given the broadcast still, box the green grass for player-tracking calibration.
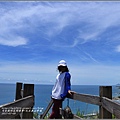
[75,108,99,119]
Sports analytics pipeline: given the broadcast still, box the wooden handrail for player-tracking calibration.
[67,92,101,105]
[40,91,120,119]
[102,97,120,118]
[40,92,101,119]
[0,95,34,118]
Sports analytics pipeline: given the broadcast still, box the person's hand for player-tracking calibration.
[68,90,74,95]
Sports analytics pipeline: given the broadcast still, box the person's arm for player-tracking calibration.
[60,72,71,99]
[65,72,71,91]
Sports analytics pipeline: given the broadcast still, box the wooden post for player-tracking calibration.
[15,82,23,100]
[23,84,34,97]
[22,83,34,119]
[99,86,112,119]
[15,82,23,119]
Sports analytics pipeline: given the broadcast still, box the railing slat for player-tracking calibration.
[0,95,34,118]
[40,99,53,119]
[67,92,101,105]
[102,97,120,119]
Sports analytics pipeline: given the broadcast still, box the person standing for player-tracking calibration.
[49,60,72,119]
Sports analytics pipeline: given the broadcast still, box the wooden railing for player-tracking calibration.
[67,93,120,119]
[0,83,34,119]
[0,95,34,118]
[41,86,120,119]
[0,83,120,119]
[101,97,120,118]
[67,92,101,105]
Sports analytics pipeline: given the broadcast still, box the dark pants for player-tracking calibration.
[49,98,62,119]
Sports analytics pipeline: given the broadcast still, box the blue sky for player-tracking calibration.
[0,1,120,85]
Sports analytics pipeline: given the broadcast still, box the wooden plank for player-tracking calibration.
[40,99,53,119]
[0,96,34,119]
[99,86,112,119]
[23,84,34,119]
[67,92,101,105]
[15,82,23,100]
[102,97,120,119]
[99,86,112,99]
[0,96,34,108]
[23,84,34,97]
[73,114,82,119]
[15,82,23,118]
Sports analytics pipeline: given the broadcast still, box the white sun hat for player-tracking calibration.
[58,60,67,66]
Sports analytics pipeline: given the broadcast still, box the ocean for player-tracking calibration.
[0,83,119,115]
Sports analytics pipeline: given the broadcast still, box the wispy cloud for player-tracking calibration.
[115,45,120,52]
[0,36,28,47]
[1,2,120,47]
[0,61,57,84]
[0,61,120,85]
[70,64,120,85]
[0,2,120,84]
[84,52,99,63]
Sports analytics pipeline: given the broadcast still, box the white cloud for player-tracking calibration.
[0,61,120,85]
[70,64,120,85]
[1,2,120,48]
[0,36,28,47]
[84,52,99,63]
[0,62,57,84]
[0,2,120,85]
[37,2,120,46]
[0,62,55,74]
[115,45,120,52]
